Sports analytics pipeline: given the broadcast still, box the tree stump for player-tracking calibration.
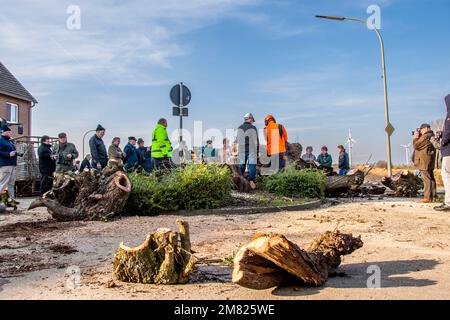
[232,231,363,290]
[28,167,132,221]
[112,219,196,284]
[381,170,423,197]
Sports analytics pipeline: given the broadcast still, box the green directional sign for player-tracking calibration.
[385,123,395,136]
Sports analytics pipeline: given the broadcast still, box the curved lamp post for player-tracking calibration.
[316,15,393,177]
[82,129,96,159]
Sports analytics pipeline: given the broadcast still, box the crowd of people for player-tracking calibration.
[0,112,355,204]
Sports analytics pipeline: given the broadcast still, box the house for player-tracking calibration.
[0,61,37,136]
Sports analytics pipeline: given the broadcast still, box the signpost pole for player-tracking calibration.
[179,82,184,163]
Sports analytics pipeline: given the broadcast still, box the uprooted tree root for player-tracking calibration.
[28,167,132,221]
[232,231,363,290]
[112,220,196,285]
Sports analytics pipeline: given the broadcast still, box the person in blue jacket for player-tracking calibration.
[124,136,139,172]
[435,94,450,211]
[0,125,19,208]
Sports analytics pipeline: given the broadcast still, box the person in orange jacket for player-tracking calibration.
[264,115,288,170]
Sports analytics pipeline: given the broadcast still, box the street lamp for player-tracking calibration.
[82,129,96,159]
[316,15,393,177]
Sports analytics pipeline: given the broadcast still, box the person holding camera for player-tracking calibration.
[413,124,437,203]
[0,125,20,208]
[52,132,79,175]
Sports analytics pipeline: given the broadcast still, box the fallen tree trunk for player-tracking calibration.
[326,169,365,196]
[381,170,423,197]
[232,231,363,290]
[28,168,131,221]
[112,219,196,284]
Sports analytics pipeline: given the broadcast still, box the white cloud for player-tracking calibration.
[0,0,261,84]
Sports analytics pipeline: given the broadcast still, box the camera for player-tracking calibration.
[56,154,69,165]
[436,130,443,141]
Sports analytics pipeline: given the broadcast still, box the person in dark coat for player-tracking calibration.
[337,145,350,176]
[0,125,19,206]
[89,124,108,170]
[237,113,259,189]
[80,154,93,171]
[136,138,153,172]
[123,136,138,172]
[435,94,450,211]
[38,135,56,195]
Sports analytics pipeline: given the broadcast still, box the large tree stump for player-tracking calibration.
[232,231,363,290]
[112,219,196,284]
[381,170,423,197]
[28,167,131,221]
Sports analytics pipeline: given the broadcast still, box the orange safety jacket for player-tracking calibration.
[265,121,288,156]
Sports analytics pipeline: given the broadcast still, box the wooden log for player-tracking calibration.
[232,231,363,290]
[326,169,365,196]
[381,170,423,197]
[112,220,196,285]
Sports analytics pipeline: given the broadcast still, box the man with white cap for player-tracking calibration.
[237,113,259,189]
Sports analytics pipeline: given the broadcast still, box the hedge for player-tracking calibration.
[262,167,327,199]
[124,164,232,215]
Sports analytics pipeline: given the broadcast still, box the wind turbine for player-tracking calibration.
[401,143,412,166]
[346,129,357,166]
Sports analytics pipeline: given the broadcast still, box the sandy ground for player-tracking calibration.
[1,196,450,300]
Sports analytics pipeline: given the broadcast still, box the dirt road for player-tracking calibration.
[1,197,450,300]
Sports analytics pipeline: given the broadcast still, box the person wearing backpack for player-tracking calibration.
[264,115,288,171]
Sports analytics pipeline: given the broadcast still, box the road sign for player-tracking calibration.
[385,123,395,136]
[170,83,191,107]
[173,107,188,117]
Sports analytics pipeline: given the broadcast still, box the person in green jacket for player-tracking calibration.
[317,146,332,168]
[151,118,174,170]
[52,132,79,174]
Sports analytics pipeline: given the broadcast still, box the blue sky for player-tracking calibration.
[1,0,449,164]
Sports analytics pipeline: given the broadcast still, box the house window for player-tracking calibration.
[6,103,19,123]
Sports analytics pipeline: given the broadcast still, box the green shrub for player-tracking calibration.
[125,164,232,215]
[262,167,327,199]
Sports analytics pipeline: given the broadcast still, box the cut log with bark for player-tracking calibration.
[232,231,363,290]
[381,170,423,197]
[326,169,365,196]
[112,219,196,284]
[28,167,132,221]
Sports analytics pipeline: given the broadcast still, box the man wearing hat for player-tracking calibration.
[413,123,437,203]
[0,125,19,208]
[52,132,79,174]
[89,124,108,170]
[237,113,259,189]
[124,136,139,172]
